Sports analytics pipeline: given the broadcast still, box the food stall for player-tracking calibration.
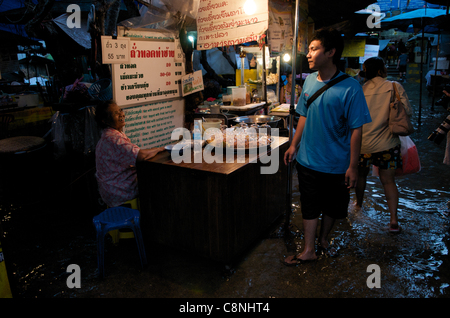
[101,0,289,265]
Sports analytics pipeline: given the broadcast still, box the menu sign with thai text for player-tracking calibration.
[123,99,184,149]
[196,0,268,50]
[101,36,130,63]
[112,39,185,107]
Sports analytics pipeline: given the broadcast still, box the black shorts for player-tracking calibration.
[358,145,402,170]
[399,65,406,72]
[296,163,350,220]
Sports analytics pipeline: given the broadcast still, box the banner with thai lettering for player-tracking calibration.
[196,0,269,50]
[123,99,185,149]
[112,37,185,107]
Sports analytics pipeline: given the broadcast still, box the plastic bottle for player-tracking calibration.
[193,120,202,154]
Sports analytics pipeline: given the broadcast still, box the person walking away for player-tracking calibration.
[283,28,372,265]
[397,51,409,81]
[355,57,412,233]
[387,42,396,65]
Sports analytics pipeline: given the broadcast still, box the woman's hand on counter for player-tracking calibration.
[137,147,165,162]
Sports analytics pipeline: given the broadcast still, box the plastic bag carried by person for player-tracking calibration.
[397,136,421,176]
[372,136,421,177]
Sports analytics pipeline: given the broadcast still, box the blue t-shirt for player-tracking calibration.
[398,54,408,65]
[296,71,371,174]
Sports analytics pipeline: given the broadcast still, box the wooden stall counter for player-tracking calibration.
[137,137,289,265]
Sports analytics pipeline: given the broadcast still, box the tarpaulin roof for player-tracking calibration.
[382,8,450,32]
[382,8,448,23]
[52,13,91,49]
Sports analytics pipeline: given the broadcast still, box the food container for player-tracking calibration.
[233,115,282,128]
[227,86,238,95]
[210,104,221,114]
[222,94,232,106]
[232,86,246,106]
[202,118,222,130]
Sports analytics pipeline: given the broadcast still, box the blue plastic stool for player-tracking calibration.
[93,207,147,278]
[108,198,140,244]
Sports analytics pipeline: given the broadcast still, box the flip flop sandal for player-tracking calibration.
[389,224,402,234]
[282,255,316,267]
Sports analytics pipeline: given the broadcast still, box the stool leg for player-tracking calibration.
[132,223,147,267]
[108,229,120,245]
[95,223,106,278]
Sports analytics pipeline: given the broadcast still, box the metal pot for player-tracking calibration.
[225,114,237,122]
[233,115,282,128]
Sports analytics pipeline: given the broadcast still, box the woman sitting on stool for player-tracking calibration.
[95,100,164,207]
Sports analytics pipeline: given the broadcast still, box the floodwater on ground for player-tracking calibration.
[0,79,449,299]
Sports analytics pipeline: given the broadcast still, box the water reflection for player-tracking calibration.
[342,171,450,297]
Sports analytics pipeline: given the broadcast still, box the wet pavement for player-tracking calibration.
[1,74,449,299]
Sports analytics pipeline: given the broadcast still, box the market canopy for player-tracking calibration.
[382,8,448,31]
[382,8,449,127]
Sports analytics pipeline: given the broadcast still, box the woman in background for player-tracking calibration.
[280,70,302,105]
[355,57,412,233]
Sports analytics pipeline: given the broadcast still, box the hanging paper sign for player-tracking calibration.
[359,44,380,64]
[342,39,366,57]
[182,70,204,96]
[267,1,293,54]
[101,36,130,63]
[196,0,269,50]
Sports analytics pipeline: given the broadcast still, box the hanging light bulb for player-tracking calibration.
[283,53,291,62]
[244,0,257,15]
[188,35,195,49]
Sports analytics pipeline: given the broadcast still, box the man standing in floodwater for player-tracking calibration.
[283,27,372,265]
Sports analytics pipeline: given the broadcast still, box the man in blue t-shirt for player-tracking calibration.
[283,28,371,266]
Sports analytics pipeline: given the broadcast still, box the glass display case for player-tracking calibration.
[235,46,280,105]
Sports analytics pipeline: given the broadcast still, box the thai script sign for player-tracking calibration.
[112,38,185,107]
[196,0,268,50]
[182,70,204,96]
[101,36,130,63]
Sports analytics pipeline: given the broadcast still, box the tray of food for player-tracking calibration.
[205,129,272,153]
